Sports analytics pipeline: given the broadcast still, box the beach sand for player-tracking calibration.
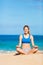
[0,52,43,65]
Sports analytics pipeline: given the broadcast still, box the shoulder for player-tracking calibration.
[30,35,34,39]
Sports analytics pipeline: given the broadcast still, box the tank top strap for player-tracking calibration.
[29,34,31,39]
[22,34,30,39]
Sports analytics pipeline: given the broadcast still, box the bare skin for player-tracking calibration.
[16,27,38,55]
[16,45,38,55]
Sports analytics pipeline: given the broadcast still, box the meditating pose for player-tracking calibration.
[16,25,38,55]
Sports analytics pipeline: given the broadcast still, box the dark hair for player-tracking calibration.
[23,25,30,34]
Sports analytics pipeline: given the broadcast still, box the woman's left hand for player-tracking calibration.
[33,45,38,49]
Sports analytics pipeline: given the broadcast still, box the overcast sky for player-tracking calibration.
[0,0,43,35]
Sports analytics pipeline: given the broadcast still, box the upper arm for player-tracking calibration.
[30,35,34,40]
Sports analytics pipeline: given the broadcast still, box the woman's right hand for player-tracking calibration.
[16,45,20,48]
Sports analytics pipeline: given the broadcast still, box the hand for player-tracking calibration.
[33,45,38,49]
[16,45,20,48]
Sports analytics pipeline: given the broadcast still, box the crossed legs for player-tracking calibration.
[16,47,38,55]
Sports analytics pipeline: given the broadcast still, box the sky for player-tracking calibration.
[0,0,43,35]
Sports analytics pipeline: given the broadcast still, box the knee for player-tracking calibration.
[32,48,38,53]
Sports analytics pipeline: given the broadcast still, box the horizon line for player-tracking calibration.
[0,34,43,36]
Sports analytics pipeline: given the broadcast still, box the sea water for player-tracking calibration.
[0,35,43,52]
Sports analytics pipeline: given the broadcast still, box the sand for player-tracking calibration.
[0,52,43,65]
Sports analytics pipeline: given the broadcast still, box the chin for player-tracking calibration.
[24,32,28,34]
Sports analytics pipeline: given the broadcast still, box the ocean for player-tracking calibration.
[0,35,43,52]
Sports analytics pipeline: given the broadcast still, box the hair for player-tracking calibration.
[23,25,30,34]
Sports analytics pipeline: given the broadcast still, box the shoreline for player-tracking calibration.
[0,50,15,54]
[0,50,43,52]
[0,49,43,55]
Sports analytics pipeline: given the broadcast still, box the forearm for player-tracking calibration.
[32,42,35,47]
[19,42,21,47]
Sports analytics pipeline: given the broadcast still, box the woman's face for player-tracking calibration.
[24,27,29,34]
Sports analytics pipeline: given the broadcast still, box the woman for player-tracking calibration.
[16,25,38,55]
